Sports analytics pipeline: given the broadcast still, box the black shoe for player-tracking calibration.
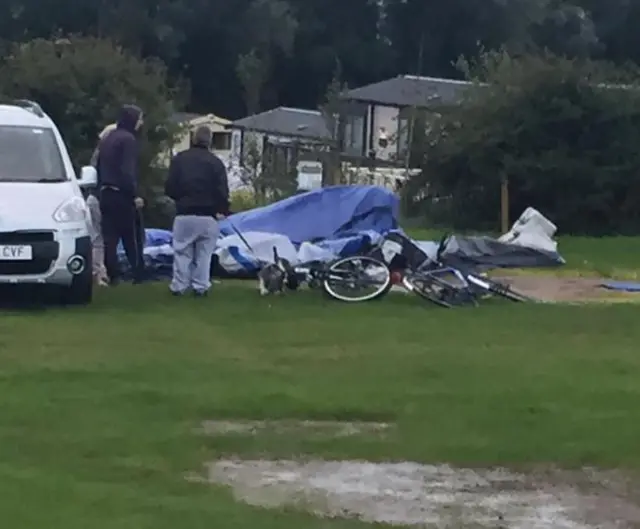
[132,274,149,285]
[132,268,149,284]
[193,290,208,297]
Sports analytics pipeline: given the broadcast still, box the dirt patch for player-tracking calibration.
[201,459,640,528]
[496,276,624,303]
[394,274,636,304]
[200,420,394,438]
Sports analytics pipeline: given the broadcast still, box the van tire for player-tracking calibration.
[63,270,93,305]
[61,253,93,305]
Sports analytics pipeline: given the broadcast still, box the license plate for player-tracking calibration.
[0,245,32,260]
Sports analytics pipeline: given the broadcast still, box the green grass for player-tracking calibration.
[407,228,640,277]
[2,282,640,528]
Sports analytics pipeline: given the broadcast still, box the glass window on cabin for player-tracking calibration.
[212,131,231,151]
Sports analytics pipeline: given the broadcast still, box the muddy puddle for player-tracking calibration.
[201,459,640,528]
[200,419,394,438]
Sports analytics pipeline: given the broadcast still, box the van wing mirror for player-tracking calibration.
[78,166,98,187]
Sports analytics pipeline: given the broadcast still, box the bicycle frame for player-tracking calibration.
[391,233,494,305]
[411,263,470,288]
[295,262,381,287]
[375,231,532,305]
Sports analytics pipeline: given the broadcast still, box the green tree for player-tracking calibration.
[235,0,298,114]
[236,49,269,117]
[3,0,636,127]
[384,0,601,78]
[577,0,640,64]
[283,0,387,107]
[319,61,347,186]
[529,1,600,57]
[0,35,182,223]
[407,51,640,235]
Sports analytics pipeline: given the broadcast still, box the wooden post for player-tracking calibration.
[500,174,509,233]
[331,110,345,186]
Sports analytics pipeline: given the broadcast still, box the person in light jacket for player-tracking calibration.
[85,189,109,286]
[86,122,116,286]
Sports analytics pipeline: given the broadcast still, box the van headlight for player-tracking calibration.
[53,196,88,223]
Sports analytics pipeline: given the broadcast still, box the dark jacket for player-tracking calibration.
[164,145,230,217]
[96,105,141,197]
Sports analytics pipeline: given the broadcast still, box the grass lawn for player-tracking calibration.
[2,280,640,528]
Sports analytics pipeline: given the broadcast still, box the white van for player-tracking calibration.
[0,100,98,304]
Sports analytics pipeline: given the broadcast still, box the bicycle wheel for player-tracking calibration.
[467,274,534,302]
[401,275,453,308]
[322,255,392,302]
[429,271,480,306]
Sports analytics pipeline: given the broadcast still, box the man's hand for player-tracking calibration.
[134,197,145,209]
[215,213,225,220]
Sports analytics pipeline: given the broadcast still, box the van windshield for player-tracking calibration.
[0,126,66,182]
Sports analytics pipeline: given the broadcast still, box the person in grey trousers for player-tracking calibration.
[164,126,230,296]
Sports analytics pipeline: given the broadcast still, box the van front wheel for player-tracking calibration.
[61,255,93,306]
[63,271,93,305]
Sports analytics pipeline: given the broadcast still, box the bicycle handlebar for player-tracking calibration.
[436,233,450,261]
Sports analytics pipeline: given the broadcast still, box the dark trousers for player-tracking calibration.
[100,188,145,282]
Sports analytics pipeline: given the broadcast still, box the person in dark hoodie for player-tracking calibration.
[165,125,230,296]
[96,104,146,284]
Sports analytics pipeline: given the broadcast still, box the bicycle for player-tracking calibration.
[406,234,535,307]
[375,231,534,308]
[294,255,392,303]
[227,221,391,303]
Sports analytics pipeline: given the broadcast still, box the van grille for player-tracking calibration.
[0,260,53,275]
[0,231,57,275]
[0,231,54,244]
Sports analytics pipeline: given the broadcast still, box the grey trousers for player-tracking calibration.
[170,215,219,294]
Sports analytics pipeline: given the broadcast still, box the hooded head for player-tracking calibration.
[191,126,212,149]
[116,104,143,133]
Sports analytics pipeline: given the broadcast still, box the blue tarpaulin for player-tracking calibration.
[218,185,399,244]
[118,185,398,278]
[117,185,563,279]
[601,281,640,292]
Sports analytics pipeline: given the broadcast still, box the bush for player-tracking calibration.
[407,51,640,235]
[230,189,260,212]
[0,36,184,222]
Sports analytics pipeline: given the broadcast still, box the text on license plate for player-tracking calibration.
[0,245,32,260]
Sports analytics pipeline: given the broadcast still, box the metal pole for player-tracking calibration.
[403,32,425,180]
[500,174,510,233]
